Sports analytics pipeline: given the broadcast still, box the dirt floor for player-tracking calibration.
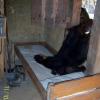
[0,74,42,100]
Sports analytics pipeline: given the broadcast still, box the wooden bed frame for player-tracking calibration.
[14,42,100,100]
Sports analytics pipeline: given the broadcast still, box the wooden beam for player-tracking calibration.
[71,0,82,26]
[49,74,100,100]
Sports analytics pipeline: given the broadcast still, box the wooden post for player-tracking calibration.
[71,0,82,26]
[0,37,6,78]
[0,0,4,16]
[0,17,6,79]
[87,0,100,74]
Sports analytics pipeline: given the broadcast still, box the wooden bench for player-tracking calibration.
[15,42,100,100]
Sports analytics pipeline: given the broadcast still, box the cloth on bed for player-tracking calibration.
[41,72,85,90]
[17,45,85,91]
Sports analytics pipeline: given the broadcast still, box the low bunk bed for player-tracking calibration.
[15,42,100,100]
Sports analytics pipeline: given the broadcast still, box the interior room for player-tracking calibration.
[0,0,100,100]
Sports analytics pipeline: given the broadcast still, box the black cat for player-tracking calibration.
[34,8,93,75]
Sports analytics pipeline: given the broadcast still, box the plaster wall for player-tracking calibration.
[5,0,45,42]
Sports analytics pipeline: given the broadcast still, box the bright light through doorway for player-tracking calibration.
[82,0,97,19]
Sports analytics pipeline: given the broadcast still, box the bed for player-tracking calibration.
[15,42,100,100]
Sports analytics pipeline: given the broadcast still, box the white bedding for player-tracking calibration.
[17,45,85,91]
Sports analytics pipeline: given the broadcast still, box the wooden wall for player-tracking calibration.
[87,0,100,74]
[0,0,4,15]
[45,0,82,51]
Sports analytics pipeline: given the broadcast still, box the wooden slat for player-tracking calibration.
[0,37,6,78]
[57,89,100,100]
[71,0,82,26]
[64,89,100,100]
[50,74,100,100]
[32,0,42,23]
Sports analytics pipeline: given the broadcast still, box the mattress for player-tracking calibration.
[17,45,85,91]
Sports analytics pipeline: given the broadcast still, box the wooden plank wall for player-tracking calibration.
[32,0,42,23]
[0,0,4,15]
[45,0,54,27]
[55,0,68,26]
[32,0,81,28]
[71,0,82,27]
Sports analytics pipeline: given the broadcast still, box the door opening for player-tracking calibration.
[82,0,97,19]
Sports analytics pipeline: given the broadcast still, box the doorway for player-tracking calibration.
[82,0,97,19]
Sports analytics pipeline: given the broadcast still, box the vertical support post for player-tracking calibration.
[87,0,100,74]
[71,0,82,26]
